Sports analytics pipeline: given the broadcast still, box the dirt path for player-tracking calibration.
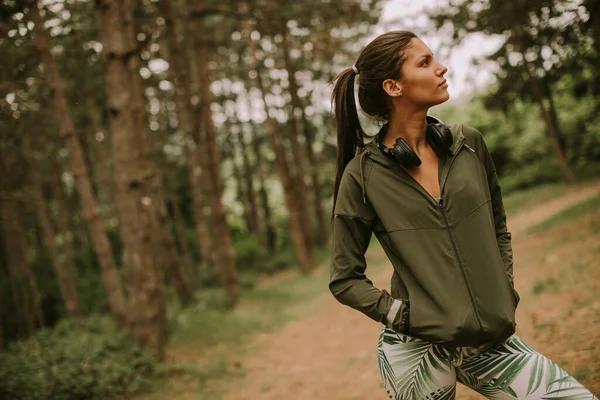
[223,184,600,400]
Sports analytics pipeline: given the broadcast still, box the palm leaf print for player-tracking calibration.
[378,329,399,398]
[526,351,567,395]
[426,384,456,400]
[541,376,599,399]
[386,337,452,398]
[460,336,534,391]
[456,368,512,399]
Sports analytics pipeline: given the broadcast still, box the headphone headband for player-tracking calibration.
[376,116,453,168]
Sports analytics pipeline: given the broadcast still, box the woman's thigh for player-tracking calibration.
[457,335,598,399]
[377,326,458,400]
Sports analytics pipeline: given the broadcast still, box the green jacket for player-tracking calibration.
[329,123,520,347]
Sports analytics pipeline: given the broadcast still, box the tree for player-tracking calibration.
[160,0,218,274]
[30,1,127,325]
[188,0,240,304]
[97,0,166,357]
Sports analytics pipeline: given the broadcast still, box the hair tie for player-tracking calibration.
[351,64,359,74]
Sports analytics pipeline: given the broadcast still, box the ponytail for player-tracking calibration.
[331,67,365,218]
[330,31,418,219]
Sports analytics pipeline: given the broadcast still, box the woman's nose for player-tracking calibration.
[436,62,448,76]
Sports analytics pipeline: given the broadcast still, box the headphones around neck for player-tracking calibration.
[376,116,453,168]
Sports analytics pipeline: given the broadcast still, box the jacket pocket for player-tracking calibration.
[388,299,410,334]
[503,272,520,306]
[510,286,520,305]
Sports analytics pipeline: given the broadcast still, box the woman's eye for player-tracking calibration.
[421,59,429,66]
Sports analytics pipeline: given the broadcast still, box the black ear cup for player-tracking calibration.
[426,123,454,158]
[389,138,423,167]
[377,117,453,168]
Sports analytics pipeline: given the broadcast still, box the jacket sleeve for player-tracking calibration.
[329,163,400,327]
[476,131,515,286]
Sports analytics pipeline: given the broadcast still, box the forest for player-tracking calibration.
[1,0,599,399]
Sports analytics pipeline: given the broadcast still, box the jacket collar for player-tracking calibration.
[362,117,465,165]
[358,119,465,202]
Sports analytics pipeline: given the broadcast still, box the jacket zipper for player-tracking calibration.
[438,198,484,331]
[439,140,485,331]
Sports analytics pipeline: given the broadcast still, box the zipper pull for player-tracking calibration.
[464,144,475,153]
[438,198,444,208]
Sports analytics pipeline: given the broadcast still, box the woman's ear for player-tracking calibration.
[382,79,403,97]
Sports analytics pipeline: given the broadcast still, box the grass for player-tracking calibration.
[169,253,359,347]
[527,194,600,234]
[501,178,599,216]
[502,182,570,216]
[532,276,562,295]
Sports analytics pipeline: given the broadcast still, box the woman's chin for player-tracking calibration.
[431,92,450,107]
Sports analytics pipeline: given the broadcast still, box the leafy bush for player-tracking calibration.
[233,235,268,270]
[499,158,564,194]
[0,316,157,400]
[233,235,297,276]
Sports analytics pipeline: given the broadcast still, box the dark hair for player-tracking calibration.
[330,30,417,214]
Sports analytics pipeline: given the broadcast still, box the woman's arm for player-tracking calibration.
[474,129,515,286]
[329,163,402,328]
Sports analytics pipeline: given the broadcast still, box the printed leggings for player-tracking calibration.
[377,326,598,399]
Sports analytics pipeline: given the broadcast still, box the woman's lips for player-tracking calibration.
[439,79,448,88]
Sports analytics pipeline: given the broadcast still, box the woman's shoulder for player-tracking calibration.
[455,123,484,140]
[451,123,489,151]
[342,149,370,179]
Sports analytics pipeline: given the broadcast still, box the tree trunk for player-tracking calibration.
[1,198,32,336]
[250,121,277,252]
[98,0,166,357]
[122,3,189,310]
[32,172,79,317]
[521,61,576,183]
[300,109,329,245]
[250,129,277,252]
[161,0,218,271]
[239,2,313,272]
[228,122,258,235]
[163,222,195,306]
[169,189,195,282]
[189,0,240,304]
[1,197,44,333]
[238,126,262,240]
[280,32,316,265]
[160,179,195,306]
[256,79,313,273]
[31,2,128,327]
[188,159,218,270]
[543,79,567,152]
[51,154,80,315]
[82,76,117,211]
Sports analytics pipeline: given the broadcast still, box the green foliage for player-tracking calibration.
[499,158,564,194]
[0,316,157,400]
[532,276,562,295]
[233,233,299,279]
[233,235,268,270]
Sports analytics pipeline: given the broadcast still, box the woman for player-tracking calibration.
[329,30,597,400]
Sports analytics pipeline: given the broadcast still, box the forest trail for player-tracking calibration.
[221,183,600,400]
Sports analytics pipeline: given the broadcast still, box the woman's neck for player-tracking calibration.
[384,110,429,153]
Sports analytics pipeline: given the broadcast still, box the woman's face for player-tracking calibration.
[389,38,450,108]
